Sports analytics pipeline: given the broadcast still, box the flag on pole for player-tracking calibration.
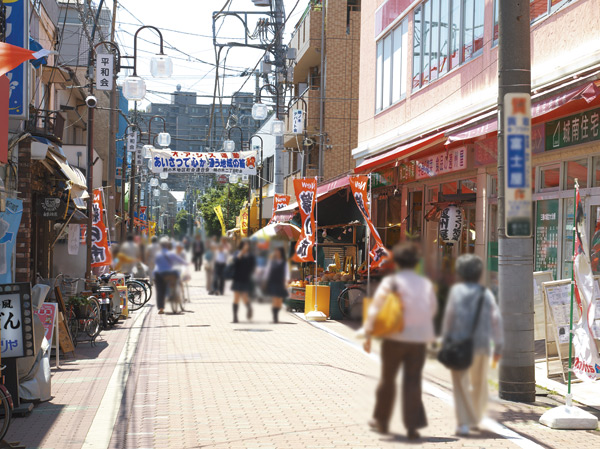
[214,205,226,236]
[572,183,600,381]
[0,41,50,77]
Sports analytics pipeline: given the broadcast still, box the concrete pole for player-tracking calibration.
[273,0,285,193]
[85,106,94,278]
[497,0,535,402]
[107,0,118,241]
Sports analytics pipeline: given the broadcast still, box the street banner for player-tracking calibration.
[149,221,156,237]
[292,178,317,263]
[572,184,600,381]
[0,198,23,284]
[68,223,80,255]
[504,92,532,237]
[240,208,249,237]
[350,176,390,268]
[91,189,113,267]
[95,53,113,91]
[149,148,257,176]
[214,206,226,236]
[269,194,291,224]
[5,0,28,119]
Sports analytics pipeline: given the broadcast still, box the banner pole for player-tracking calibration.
[567,179,578,402]
[367,174,371,291]
[314,176,318,312]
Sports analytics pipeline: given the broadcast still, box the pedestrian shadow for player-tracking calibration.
[381,433,459,444]
[233,328,273,332]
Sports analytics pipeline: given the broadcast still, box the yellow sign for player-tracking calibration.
[214,205,226,236]
[240,209,249,237]
[149,221,156,237]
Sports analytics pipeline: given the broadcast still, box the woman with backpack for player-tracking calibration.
[441,254,503,436]
[363,242,437,440]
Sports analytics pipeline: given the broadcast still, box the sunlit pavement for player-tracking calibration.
[7,270,600,448]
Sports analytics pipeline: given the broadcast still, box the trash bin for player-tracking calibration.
[305,285,330,318]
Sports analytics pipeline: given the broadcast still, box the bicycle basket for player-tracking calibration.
[59,277,80,298]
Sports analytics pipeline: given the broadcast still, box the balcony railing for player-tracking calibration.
[27,108,65,141]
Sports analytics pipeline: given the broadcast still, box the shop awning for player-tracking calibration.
[445,80,600,145]
[354,132,446,174]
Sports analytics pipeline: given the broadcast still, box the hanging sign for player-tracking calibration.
[34,303,57,344]
[126,131,138,153]
[150,148,257,176]
[439,205,463,245]
[214,205,226,236]
[292,109,304,134]
[349,176,390,268]
[6,0,28,119]
[91,189,113,267]
[36,197,67,220]
[95,53,113,91]
[240,208,249,237]
[68,223,80,255]
[572,185,600,381]
[416,147,467,179]
[293,178,317,263]
[0,283,35,358]
[0,199,23,284]
[269,194,291,224]
[504,92,532,238]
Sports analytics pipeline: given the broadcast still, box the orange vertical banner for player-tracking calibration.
[91,189,113,267]
[292,179,317,263]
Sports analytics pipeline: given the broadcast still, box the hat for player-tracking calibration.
[159,236,171,245]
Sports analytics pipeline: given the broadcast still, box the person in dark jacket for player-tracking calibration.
[264,247,289,323]
[192,235,205,271]
[231,240,256,323]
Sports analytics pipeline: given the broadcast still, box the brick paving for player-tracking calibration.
[8,270,600,448]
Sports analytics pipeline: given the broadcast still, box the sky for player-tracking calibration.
[114,0,307,109]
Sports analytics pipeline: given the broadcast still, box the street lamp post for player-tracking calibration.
[223,125,244,152]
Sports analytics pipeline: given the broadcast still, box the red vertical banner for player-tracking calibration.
[293,179,317,263]
[91,189,113,267]
[269,194,291,224]
[349,176,390,268]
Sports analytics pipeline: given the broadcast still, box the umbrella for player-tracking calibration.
[250,222,301,241]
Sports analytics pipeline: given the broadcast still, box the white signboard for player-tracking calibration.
[416,147,467,179]
[95,53,114,91]
[504,92,532,237]
[0,284,35,359]
[126,131,138,153]
[292,109,304,134]
[149,149,258,175]
[68,223,80,255]
[135,146,143,167]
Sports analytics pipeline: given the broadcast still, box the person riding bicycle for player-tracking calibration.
[154,237,188,314]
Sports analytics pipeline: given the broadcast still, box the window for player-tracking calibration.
[413,0,484,90]
[375,19,408,112]
[493,0,499,44]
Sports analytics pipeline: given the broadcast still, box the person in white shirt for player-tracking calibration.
[363,242,437,440]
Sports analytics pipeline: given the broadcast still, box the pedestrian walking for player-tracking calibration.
[231,240,256,323]
[154,237,188,314]
[204,238,216,294]
[213,238,230,296]
[263,247,289,323]
[193,235,205,271]
[363,242,437,440]
[441,254,503,436]
[145,236,160,281]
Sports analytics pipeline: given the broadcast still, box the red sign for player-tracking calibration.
[269,194,291,224]
[34,303,57,344]
[350,176,390,268]
[293,178,317,263]
[217,175,228,184]
[91,189,113,267]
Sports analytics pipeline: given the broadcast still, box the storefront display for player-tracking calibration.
[535,199,559,278]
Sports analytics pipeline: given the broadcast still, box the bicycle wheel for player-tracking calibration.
[136,278,153,301]
[127,280,147,311]
[84,298,101,339]
[337,287,367,320]
[0,385,12,441]
[67,308,79,348]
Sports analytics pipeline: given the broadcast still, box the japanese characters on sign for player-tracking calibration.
[415,147,467,179]
[91,189,113,267]
[34,303,57,344]
[269,194,291,224]
[95,53,114,91]
[504,92,532,238]
[398,161,416,182]
[0,283,34,359]
[545,107,600,151]
[349,176,390,268]
[292,109,304,134]
[150,149,257,176]
[293,179,317,263]
[36,197,66,220]
[126,131,138,153]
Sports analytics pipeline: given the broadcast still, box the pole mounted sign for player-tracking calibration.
[95,53,114,91]
[504,92,532,238]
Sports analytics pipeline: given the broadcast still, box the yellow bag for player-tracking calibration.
[363,291,404,338]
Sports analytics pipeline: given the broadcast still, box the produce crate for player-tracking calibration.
[286,287,305,312]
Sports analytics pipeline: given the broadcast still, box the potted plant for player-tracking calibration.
[67,295,89,319]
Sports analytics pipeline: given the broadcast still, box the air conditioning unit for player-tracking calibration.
[252,0,271,6]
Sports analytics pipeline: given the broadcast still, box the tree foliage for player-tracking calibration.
[197,184,249,237]
[173,209,192,238]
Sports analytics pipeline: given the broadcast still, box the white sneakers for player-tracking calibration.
[455,425,470,436]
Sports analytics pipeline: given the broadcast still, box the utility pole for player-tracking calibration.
[107,0,118,240]
[129,106,137,235]
[273,0,285,194]
[497,0,535,402]
[318,0,326,181]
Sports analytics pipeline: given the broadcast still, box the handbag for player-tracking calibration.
[364,278,404,338]
[437,287,485,371]
[223,255,236,280]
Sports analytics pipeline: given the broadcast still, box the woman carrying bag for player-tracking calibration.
[440,254,504,436]
[363,242,437,440]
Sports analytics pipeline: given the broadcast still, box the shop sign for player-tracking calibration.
[269,194,291,224]
[150,148,257,176]
[439,205,463,245]
[292,109,304,134]
[36,197,67,220]
[293,178,317,263]
[545,107,600,151]
[91,189,113,267]
[0,199,23,284]
[126,131,138,153]
[95,53,114,91]
[0,283,35,359]
[33,303,57,344]
[398,161,416,182]
[6,0,28,119]
[504,92,532,238]
[415,147,467,179]
[240,209,249,237]
[372,167,396,188]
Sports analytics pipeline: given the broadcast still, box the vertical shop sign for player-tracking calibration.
[293,179,317,263]
[269,194,291,224]
[350,176,390,268]
[95,53,113,91]
[0,199,23,284]
[0,283,34,358]
[535,199,559,278]
[292,109,304,134]
[504,92,532,237]
[91,189,113,267]
[126,131,138,153]
[5,0,28,119]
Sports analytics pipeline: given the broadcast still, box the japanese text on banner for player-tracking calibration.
[150,149,257,176]
[91,189,113,267]
[269,194,291,224]
[293,179,317,263]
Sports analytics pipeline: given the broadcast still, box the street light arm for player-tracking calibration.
[227,125,244,144]
[93,41,122,73]
[132,25,166,76]
[148,115,167,144]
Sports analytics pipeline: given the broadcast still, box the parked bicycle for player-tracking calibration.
[0,367,13,441]
[337,284,367,321]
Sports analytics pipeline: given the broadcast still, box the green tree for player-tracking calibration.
[197,184,249,237]
[173,209,192,238]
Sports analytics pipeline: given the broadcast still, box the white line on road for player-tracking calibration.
[295,313,546,449]
[81,305,150,449]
